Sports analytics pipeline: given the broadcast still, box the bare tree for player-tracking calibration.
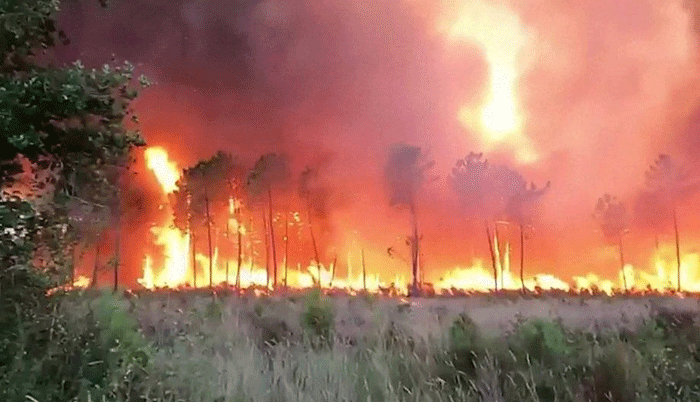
[506,181,550,293]
[299,166,331,288]
[644,154,700,292]
[593,194,630,291]
[384,143,434,296]
[450,153,527,291]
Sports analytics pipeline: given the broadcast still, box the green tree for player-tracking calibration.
[0,0,147,399]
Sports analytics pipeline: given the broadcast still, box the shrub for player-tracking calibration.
[448,313,483,377]
[300,289,334,340]
[508,318,571,366]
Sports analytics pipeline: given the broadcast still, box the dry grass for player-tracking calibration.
[54,291,700,401]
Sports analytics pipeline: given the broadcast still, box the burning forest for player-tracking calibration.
[10,1,700,401]
[33,0,700,296]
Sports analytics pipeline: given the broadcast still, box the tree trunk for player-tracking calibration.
[362,248,367,292]
[226,217,230,285]
[495,224,504,290]
[204,188,213,288]
[674,205,681,292]
[520,223,525,294]
[485,220,497,292]
[248,216,254,285]
[262,210,270,288]
[91,243,100,289]
[618,233,627,292]
[191,232,197,288]
[284,212,289,290]
[308,203,321,289]
[236,207,242,290]
[268,188,278,289]
[409,202,420,295]
[330,255,337,288]
[114,224,120,293]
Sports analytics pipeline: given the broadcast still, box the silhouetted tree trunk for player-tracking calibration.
[248,216,254,284]
[91,243,100,288]
[204,187,213,287]
[485,220,497,292]
[495,224,504,290]
[619,233,627,292]
[235,206,242,290]
[284,213,289,289]
[114,205,120,293]
[307,203,321,289]
[674,205,681,292]
[520,223,525,294]
[262,210,270,288]
[268,188,278,289]
[330,255,337,288]
[410,202,420,295]
[226,217,230,285]
[191,232,197,288]
[362,248,367,291]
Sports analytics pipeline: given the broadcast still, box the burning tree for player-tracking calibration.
[299,166,330,288]
[644,154,700,292]
[383,143,434,296]
[506,180,550,293]
[593,194,630,291]
[247,153,291,289]
[172,151,244,287]
[449,153,544,292]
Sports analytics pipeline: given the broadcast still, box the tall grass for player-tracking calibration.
[6,291,700,401]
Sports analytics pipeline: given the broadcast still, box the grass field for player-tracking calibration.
[10,290,700,402]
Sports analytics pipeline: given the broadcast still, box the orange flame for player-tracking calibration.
[127,146,700,296]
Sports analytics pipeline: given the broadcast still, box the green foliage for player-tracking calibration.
[592,342,647,402]
[509,318,571,366]
[0,0,149,400]
[300,289,334,339]
[1,292,150,402]
[448,313,483,377]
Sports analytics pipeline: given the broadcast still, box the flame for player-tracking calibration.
[144,147,181,193]
[130,146,700,296]
[441,0,537,163]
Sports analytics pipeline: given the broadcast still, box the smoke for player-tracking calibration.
[55,0,700,283]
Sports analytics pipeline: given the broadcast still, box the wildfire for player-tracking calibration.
[144,147,181,193]
[123,146,700,296]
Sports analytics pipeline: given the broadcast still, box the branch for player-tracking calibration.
[64,195,110,210]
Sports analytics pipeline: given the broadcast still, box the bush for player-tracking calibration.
[448,313,483,377]
[508,318,571,366]
[0,291,151,402]
[300,289,334,340]
[591,342,646,402]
